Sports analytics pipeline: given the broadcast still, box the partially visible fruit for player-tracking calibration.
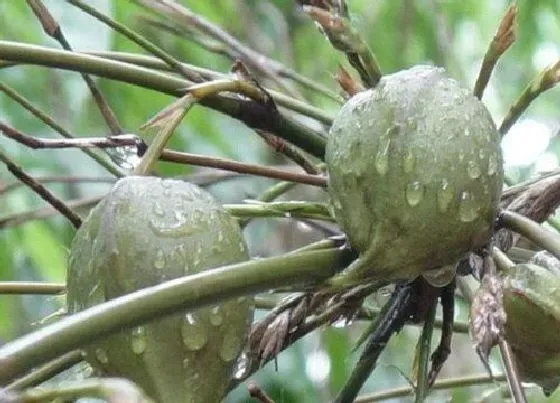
[325,65,503,281]
[501,263,560,395]
[67,176,253,403]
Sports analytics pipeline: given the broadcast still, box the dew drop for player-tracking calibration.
[181,313,207,351]
[131,326,147,355]
[220,332,242,363]
[375,138,390,175]
[488,152,498,176]
[464,127,471,136]
[95,348,109,364]
[403,149,415,173]
[459,191,479,222]
[234,351,250,379]
[467,160,481,179]
[152,202,165,217]
[210,306,223,326]
[437,179,455,212]
[405,181,424,206]
[153,249,165,270]
[182,358,190,369]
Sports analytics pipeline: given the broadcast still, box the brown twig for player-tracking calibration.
[0,82,124,177]
[0,149,82,228]
[473,4,517,99]
[247,381,275,403]
[1,125,326,187]
[160,150,326,187]
[27,0,123,135]
[0,122,141,150]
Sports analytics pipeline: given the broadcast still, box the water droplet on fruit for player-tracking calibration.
[467,160,481,179]
[405,181,424,206]
[375,138,390,175]
[437,179,454,212]
[459,191,479,222]
[403,149,415,173]
[234,351,250,379]
[464,127,471,136]
[153,249,165,269]
[488,152,498,176]
[95,348,109,364]
[220,332,242,363]
[153,202,165,217]
[181,313,207,351]
[131,326,147,354]
[210,306,223,326]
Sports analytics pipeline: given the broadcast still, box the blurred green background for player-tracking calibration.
[1,0,559,401]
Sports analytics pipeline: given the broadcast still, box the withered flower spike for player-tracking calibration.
[469,272,506,374]
[335,64,364,98]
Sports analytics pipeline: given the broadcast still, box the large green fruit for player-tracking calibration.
[326,65,503,281]
[502,263,560,395]
[67,176,253,403]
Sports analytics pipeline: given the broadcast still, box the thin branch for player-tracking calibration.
[0,196,101,229]
[499,210,560,261]
[0,41,328,158]
[0,149,82,228]
[415,299,437,402]
[0,127,327,187]
[499,60,560,136]
[27,0,123,135]
[0,81,124,177]
[0,122,141,150]
[134,0,341,102]
[160,149,327,187]
[4,351,83,392]
[0,282,65,295]
[2,378,152,402]
[224,201,333,221]
[66,0,203,83]
[473,4,517,99]
[0,176,116,196]
[0,247,351,384]
[354,373,507,402]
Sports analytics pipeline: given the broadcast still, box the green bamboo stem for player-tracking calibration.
[5,351,83,391]
[0,282,65,295]
[5,377,153,403]
[86,50,337,123]
[500,210,560,261]
[0,247,350,385]
[0,41,327,159]
[224,201,333,221]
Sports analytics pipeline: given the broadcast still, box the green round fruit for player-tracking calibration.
[502,263,560,395]
[325,65,503,281]
[67,176,253,403]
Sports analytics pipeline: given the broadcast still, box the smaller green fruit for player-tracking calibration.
[67,176,253,403]
[502,263,560,395]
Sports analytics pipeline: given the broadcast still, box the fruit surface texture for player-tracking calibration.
[326,65,503,281]
[502,263,560,395]
[67,176,253,403]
